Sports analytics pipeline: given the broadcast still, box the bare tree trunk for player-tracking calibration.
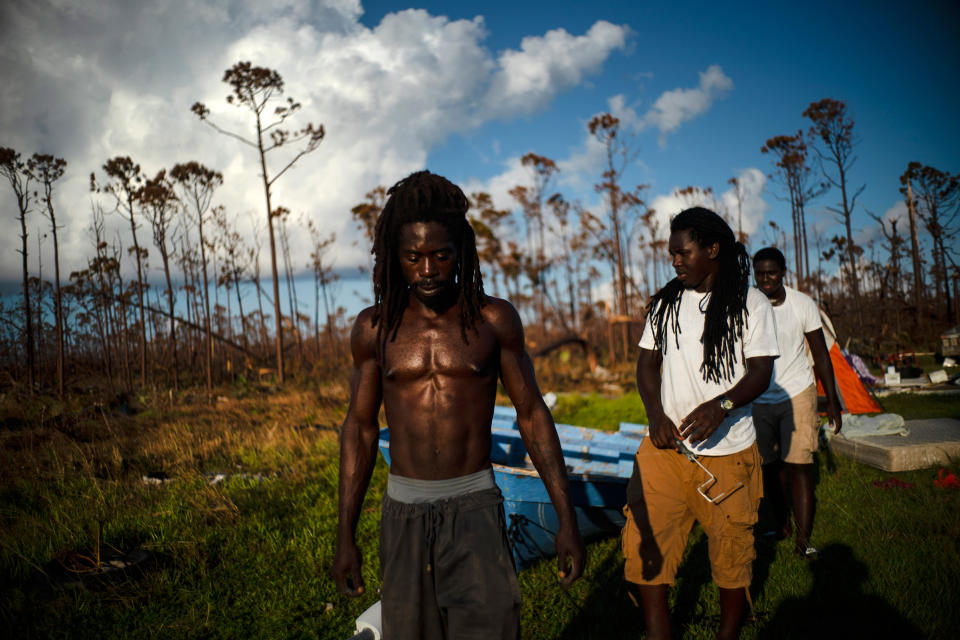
[123,189,148,388]
[118,270,132,392]
[277,213,302,365]
[905,183,923,327]
[159,248,178,390]
[49,203,65,397]
[19,209,35,389]
[313,268,321,355]
[234,270,247,348]
[254,253,267,356]
[36,235,45,383]
[256,121,285,383]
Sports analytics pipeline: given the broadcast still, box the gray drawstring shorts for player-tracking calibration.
[380,470,521,640]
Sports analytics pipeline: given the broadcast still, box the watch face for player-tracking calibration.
[721,397,734,411]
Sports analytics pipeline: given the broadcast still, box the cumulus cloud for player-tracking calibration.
[484,21,631,117]
[642,65,733,146]
[0,0,629,285]
[882,200,908,226]
[552,64,734,162]
[648,167,767,237]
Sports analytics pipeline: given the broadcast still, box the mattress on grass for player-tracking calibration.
[828,418,960,472]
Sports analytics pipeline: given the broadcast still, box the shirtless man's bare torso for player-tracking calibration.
[331,172,584,639]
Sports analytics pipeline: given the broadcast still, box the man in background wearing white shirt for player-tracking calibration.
[752,247,842,559]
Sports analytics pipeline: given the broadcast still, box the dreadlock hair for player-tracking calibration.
[370,170,487,358]
[646,207,751,384]
[753,246,786,270]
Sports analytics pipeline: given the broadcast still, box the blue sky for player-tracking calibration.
[1,0,957,318]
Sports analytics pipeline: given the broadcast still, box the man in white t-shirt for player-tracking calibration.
[625,208,779,640]
[752,247,842,559]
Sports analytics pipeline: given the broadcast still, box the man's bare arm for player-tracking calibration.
[492,300,585,587]
[680,356,775,444]
[331,310,382,597]
[636,347,682,450]
[806,328,843,433]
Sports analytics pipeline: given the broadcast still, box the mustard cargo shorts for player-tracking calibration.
[622,437,763,589]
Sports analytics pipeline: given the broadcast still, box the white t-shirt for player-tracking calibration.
[755,286,821,405]
[638,286,779,456]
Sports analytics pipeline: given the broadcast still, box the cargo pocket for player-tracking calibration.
[710,452,760,588]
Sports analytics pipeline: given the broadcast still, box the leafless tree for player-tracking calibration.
[509,153,558,327]
[171,162,222,393]
[804,98,865,325]
[192,61,325,383]
[274,206,303,363]
[93,156,149,386]
[900,162,959,324]
[213,205,251,349]
[1,147,36,388]
[304,215,339,354]
[761,132,827,288]
[140,169,180,388]
[727,176,748,243]
[588,113,645,359]
[27,154,67,396]
[468,191,510,297]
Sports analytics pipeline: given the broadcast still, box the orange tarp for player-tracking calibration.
[816,343,882,414]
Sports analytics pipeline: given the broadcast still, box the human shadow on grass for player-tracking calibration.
[555,539,644,639]
[557,530,732,638]
[757,543,924,639]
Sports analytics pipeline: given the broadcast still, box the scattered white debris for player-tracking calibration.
[542,392,558,411]
[143,472,279,486]
[591,366,615,381]
[205,472,277,485]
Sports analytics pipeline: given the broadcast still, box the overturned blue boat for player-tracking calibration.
[377,405,646,570]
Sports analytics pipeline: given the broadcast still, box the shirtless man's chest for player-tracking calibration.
[380,306,501,479]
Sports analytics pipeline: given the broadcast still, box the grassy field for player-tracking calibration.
[1,384,958,639]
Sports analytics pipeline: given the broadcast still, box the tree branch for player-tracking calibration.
[198,119,258,149]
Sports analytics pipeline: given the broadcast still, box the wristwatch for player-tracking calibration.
[719,395,734,414]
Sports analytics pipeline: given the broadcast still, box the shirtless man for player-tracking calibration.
[331,171,584,640]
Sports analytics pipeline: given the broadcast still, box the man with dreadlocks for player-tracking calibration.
[332,170,584,640]
[623,207,779,640]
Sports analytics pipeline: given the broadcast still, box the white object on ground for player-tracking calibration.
[836,413,909,439]
[355,600,382,640]
[543,392,558,411]
[929,369,948,384]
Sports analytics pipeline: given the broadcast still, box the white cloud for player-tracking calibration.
[882,200,908,226]
[641,65,733,146]
[0,1,629,288]
[577,66,734,149]
[485,21,630,118]
[719,168,768,237]
[648,167,767,237]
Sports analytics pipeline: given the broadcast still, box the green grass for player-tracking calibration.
[875,391,960,419]
[1,388,958,638]
[552,392,648,431]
